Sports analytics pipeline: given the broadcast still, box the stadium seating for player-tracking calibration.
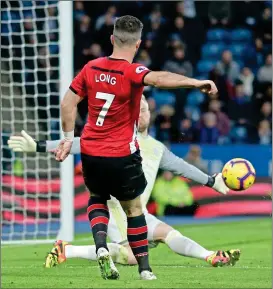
[228,44,247,60]
[187,90,205,107]
[196,60,216,75]
[200,28,254,74]
[206,29,230,43]
[184,105,201,122]
[236,59,245,69]
[230,126,248,144]
[201,43,225,60]
[152,89,176,108]
[230,29,252,43]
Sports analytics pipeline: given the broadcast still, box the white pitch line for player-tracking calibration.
[1,265,272,269]
[153,265,272,269]
[1,236,92,249]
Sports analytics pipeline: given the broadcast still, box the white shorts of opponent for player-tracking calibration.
[107,200,162,249]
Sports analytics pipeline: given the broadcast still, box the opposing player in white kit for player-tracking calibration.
[8,96,240,268]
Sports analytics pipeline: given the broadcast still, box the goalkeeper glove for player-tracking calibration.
[8,130,47,153]
[206,173,229,195]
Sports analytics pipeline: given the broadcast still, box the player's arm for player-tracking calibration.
[143,71,218,95]
[8,130,81,154]
[54,89,82,161]
[56,65,87,162]
[159,146,229,195]
[61,89,82,134]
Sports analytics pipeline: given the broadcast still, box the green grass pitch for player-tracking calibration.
[2,218,272,288]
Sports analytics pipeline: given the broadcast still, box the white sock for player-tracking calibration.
[65,243,122,262]
[165,230,214,260]
[65,245,97,260]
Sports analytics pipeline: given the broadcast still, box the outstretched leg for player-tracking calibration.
[44,240,134,268]
[153,222,240,267]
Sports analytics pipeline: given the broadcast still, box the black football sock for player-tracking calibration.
[87,197,109,253]
[127,214,151,273]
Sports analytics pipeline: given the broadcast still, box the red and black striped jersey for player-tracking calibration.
[69,57,151,157]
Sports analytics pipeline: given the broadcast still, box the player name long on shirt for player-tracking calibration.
[95,73,117,85]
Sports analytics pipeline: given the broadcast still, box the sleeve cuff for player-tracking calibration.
[36,140,47,153]
[141,70,152,86]
[69,86,86,98]
[205,176,215,187]
[69,85,78,95]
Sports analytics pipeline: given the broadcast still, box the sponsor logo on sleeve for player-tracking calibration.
[136,66,149,74]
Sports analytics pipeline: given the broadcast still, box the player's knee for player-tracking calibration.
[123,205,142,217]
[121,198,143,217]
[154,235,165,243]
[164,230,182,243]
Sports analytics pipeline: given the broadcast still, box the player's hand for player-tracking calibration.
[212,173,230,195]
[7,130,37,152]
[197,80,218,96]
[55,139,73,162]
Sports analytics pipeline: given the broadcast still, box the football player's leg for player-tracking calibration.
[63,205,123,262]
[87,196,109,252]
[120,196,156,280]
[81,154,110,254]
[81,154,119,280]
[48,197,111,265]
[45,195,112,271]
[153,222,214,260]
[115,151,155,280]
[152,220,240,267]
[64,200,136,266]
[60,242,122,262]
[44,241,130,267]
[87,196,120,279]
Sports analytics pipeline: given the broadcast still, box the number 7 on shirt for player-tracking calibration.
[95,92,115,126]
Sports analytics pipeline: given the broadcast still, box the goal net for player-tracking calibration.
[1,0,74,244]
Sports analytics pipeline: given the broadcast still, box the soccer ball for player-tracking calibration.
[222,158,256,191]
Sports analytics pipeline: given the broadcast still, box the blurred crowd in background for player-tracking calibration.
[1,1,272,146]
[74,0,272,146]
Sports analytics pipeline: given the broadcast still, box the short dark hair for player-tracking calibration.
[113,15,143,46]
